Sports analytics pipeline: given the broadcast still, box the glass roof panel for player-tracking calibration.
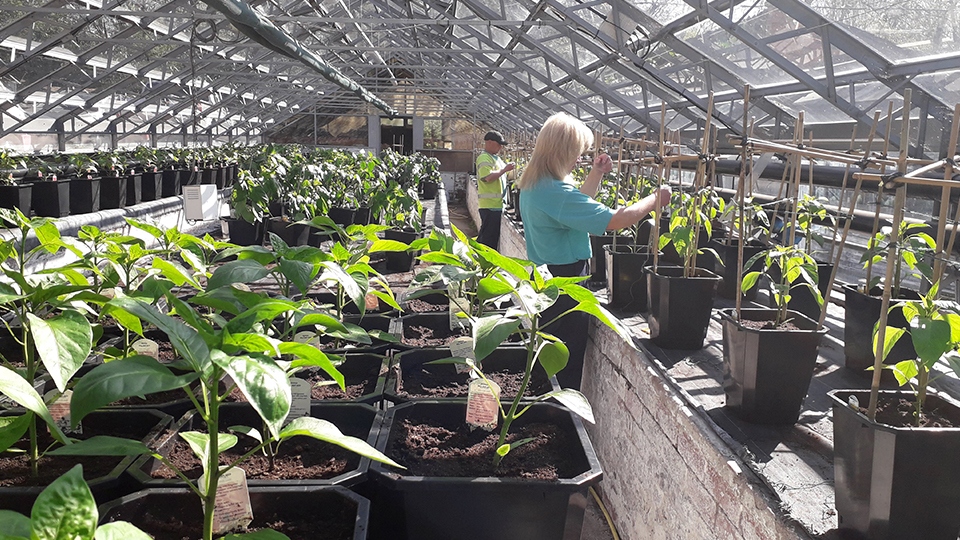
[767,90,851,123]
[677,19,796,86]
[623,0,694,23]
[914,71,960,107]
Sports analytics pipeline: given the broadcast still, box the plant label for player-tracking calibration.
[466,379,500,431]
[287,378,312,424]
[132,338,160,361]
[203,467,254,535]
[364,292,379,310]
[47,390,81,435]
[449,282,470,331]
[448,337,477,375]
[294,331,321,348]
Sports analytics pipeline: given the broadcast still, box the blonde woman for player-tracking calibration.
[519,112,670,389]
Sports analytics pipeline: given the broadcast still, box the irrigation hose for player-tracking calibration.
[589,486,620,540]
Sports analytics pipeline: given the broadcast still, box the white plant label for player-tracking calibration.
[201,467,254,535]
[287,378,312,424]
[465,379,500,431]
[131,338,160,361]
[364,292,380,310]
[47,390,81,435]
[448,337,476,375]
[294,331,321,348]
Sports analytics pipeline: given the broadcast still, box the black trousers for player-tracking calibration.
[477,208,502,250]
[541,259,590,390]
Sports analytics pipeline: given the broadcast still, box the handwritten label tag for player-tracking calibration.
[448,337,476,375]
[47,390,81,435]
[465,379,501,431]
[364,292,379,310]
[287,378,312,423]
[294,331,321,348]
[132,338,160,361]
[202,467,254,535]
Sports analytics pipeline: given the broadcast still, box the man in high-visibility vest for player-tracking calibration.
[475,130,515,250]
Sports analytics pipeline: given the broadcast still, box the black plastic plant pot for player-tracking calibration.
[353,206,373,225]
[129,402,379,489]
[140,171,162,201]
[369,401,602,540]
[227,164,238,186]
[217,166,228,189]
[708,238,766,301]
[588,234,634,283]
[829,389,960,540]
[98,176,127,209]
[420,180,439,200]
[644,265,720,350]
[182,168,199,186]
[98,485,370,540]
[386,347,558,404]
[200,167,217,186]
[843,284,919,373]
[719,308,826,425]
[0,409,171,514]
[69,178,100,214]
[125,173,142,206]
[384,228,419,273]
[395,312,469,350]
[160,169,182,197]
[0,183,32,215]
[604,244,655,312]
[308,290,397,316]
[328,206,356,226]
[31,180,70,217]
[225,218,263,246]
[267,217,309,246]
[769,261,833,321]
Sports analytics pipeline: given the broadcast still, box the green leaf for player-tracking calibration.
[211,350,290,439]
[221,530,291,540]
[27,311,92,393]
[179,431,238,478]
[477,277,514,303]
[93,521,153,540]
[0,366,65,443]
[741,272,760,293]
[943,351,960,379]
[319,262,363,315]
[324,322,372,345]
[279,416,403,469]
[472,316,521,361]
[542,388,595,423]
[0,510,30,538]
[152,258,200,289]
[225,299,299,335]
[496,437,536,458]
[70,356,197,424]
[277,258,316,298]
[107,296,211,377]
[47,436,151,457]
[296,312,347,334]
[873,327,906,362]
[30,464,97,540]
[912,318,952,370]
[368,239,410,253]
[537,341,569,378]
[891,360,919,386]
[416,252,463,265]
[228,425,263,444]
[279,342,344,389]
[207,260,271,290]
[225,333,282,357]
[474,250,531,282]
[0,414,31,454]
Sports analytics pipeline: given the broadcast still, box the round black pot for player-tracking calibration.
[603,244,655,312]
[829,389,960,540]
[225,218,263,246]
[125,173,142,206]
[353,206,373,225]
[842,285,919,374]
[139,171,162,201]
[0,184,32,215]
[385,347,557,404]
[267,217,309,246]
[644,265,721,350]
[420,180,439,200]
[98,176,127,209]
[769,261,833,321]
[328,206,356,227]
[708,238,767,300]
[369,400,601,540]
[588,234,634,283]
[69,178,101,214]
[383,228,419,273]
[720,308,827,424]
[98,486,370,540]
[31,180,70,217]
[0,409,171,514]
[160,169,182,197]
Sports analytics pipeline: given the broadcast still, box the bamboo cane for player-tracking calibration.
[735,85,750,319]
[933,104,960,287]
[786,113,806,249]
[828,125,862,263]
[611,122,626,252]
[865,100,897,293]
[689,92,715,276]
[652,103,667,272]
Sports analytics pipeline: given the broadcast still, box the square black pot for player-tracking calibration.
[125,173,142,206]
[140,171,162,201]
[69,178,101,214]
[160,169,182,197]
[98,176,127,209]
[32,180,70,217]
[0,183,32,215]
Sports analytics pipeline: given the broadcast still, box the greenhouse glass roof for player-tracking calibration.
[1,0,958,155]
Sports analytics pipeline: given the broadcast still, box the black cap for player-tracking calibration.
[483,131,507,145]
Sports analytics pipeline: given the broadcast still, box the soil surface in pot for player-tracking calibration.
[224,368,378,401]
[739,319,803,331]
[402,324,468,348]
[396,367,546,399]
[873,397,959,428]
[406,297,448,313]
[149,426,360,481]
[387,416,582,479]
[0,422,142,487]
[136,505,355,540]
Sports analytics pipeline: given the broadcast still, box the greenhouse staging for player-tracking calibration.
[1,0,960,539]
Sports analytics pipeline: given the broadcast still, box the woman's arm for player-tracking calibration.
[606,186,671,231]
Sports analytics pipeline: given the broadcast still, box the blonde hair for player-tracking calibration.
[518,112,593,190]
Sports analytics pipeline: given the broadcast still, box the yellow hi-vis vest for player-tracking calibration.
[476,151,506,209]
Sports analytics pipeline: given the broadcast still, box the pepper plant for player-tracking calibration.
[658,187,724,277]
[741,244,822,325]
[861,221,936,298]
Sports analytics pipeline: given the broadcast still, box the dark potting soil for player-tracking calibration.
[304,371,377,400]
[402,324,468,348]
[136,503,356,540]
[873,397,960,428]
[405,298,448,313]
[397,367,544,399]
[149,428,359,481]
[740,319,802,331]
[387,416,583,479]
[0,423,142,487]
